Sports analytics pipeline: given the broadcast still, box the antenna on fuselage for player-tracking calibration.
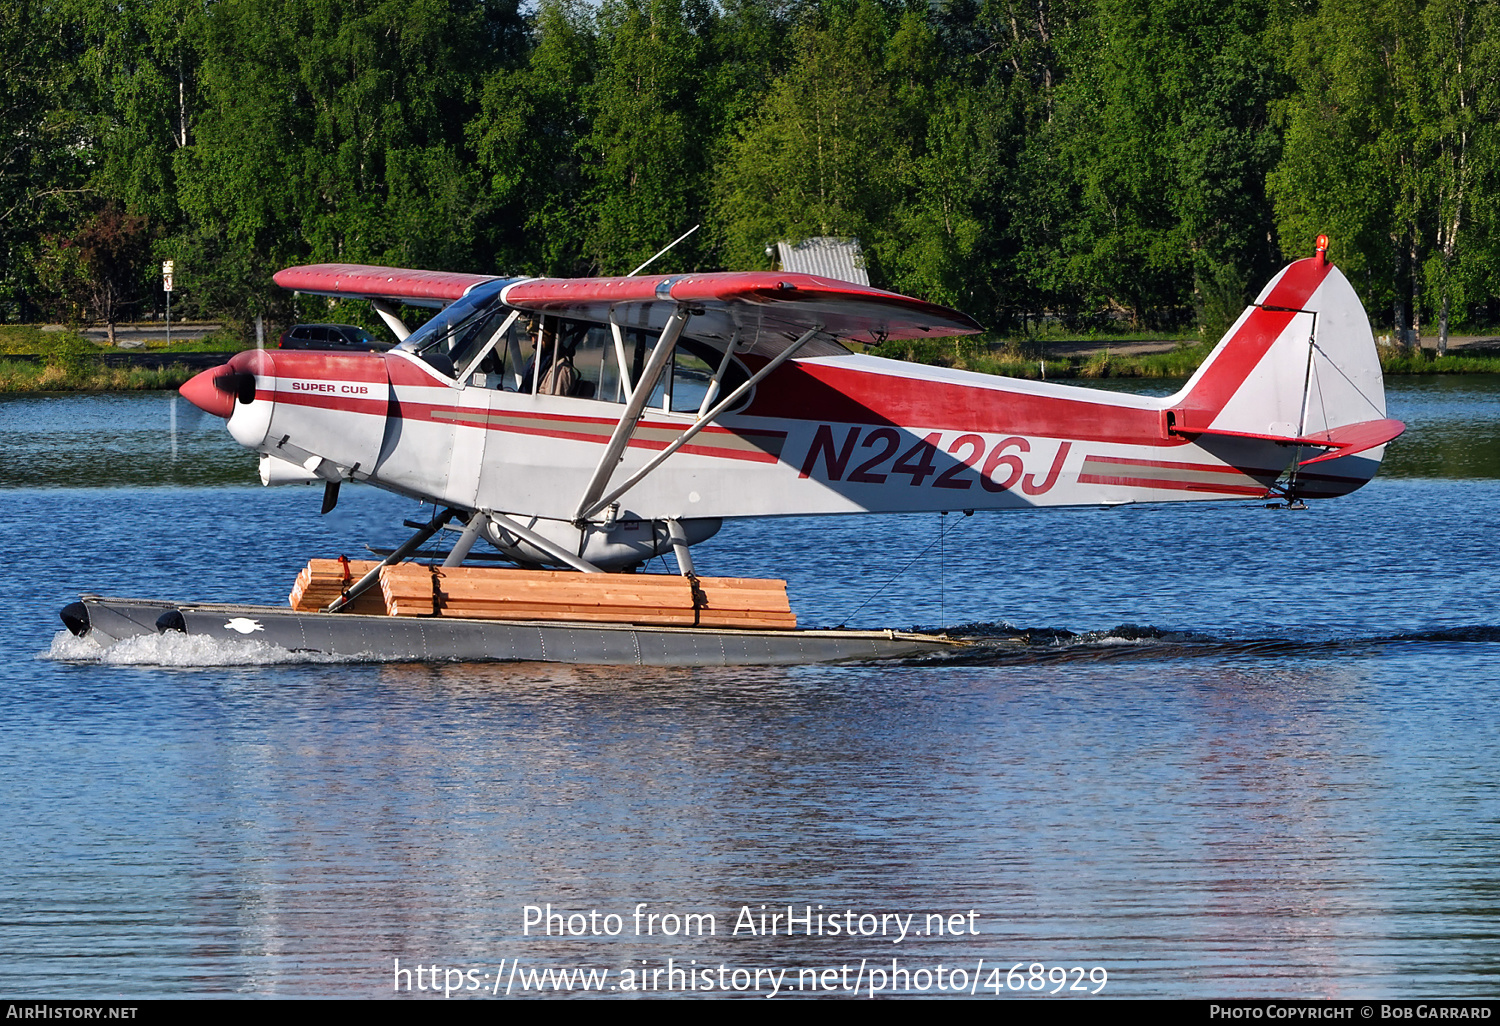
[626,224,700,277]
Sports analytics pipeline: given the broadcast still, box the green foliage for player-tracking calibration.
[41,331,102,375]
[713,0,908,272]
[0,325,91,355]
[1270,0,1500,345]
[579,0,713,275]
[170,0,510,320]
[4,0,1499,348]
[1031,0,1284,328]
[471,0,597,275]
[0,0,97,320]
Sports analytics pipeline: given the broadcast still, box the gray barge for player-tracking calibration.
[59,595,967,667]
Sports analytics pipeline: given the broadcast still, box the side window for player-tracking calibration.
[467,317,535,391]
[668,342,714,413]
[615,331,749,413]
[561,326,617,401]
[464,317,748,413]
[671,338,749,414]
[526,319,619,399]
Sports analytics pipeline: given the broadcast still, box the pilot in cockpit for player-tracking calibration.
[529,320,599,398]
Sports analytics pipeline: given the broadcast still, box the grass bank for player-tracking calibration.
[1374,348,1500,375]
[0,358,199,392]
[964,345,1213,380]
[0,324,241,392]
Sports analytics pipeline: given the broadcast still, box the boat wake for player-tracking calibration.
[903,622,1500,666]
[41,629,364,667]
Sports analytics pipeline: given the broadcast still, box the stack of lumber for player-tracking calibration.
[288,558,388,615]
[379,564,797,630]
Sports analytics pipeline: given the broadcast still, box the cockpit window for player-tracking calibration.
[405,298,753,413]
[396,280,510,377]
[607,331,750,414]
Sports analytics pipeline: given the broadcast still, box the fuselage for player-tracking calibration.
[180,254,1394,568]
[188,343,1370,522]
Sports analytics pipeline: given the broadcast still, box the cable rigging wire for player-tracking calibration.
[837,510,974,630]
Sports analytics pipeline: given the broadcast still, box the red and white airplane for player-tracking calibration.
[180,237,1403,587]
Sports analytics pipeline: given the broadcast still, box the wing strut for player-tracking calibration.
[608,317,634,403]
[572,307,691,522]
[370,300,412,342]
[579,325,823,521]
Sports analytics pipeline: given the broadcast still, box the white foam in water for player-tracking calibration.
[1082,634,1155,647]
[41,629,358,666]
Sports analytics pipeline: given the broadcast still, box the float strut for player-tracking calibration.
[443,512,489,567]
[324,508,459,612]
[666,519,694,576]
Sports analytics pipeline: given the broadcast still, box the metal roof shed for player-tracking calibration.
[775,237,870,286]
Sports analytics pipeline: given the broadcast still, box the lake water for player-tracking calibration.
[1,379,1497,999]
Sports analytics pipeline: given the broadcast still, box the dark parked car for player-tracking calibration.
[277,323,390,351]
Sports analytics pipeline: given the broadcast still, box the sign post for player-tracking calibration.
[162,260,174,346]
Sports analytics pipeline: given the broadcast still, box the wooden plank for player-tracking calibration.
[290,558,387,615]
[376,564,796,629]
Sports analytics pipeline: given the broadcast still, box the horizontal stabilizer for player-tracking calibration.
[1295,417,1407,464]
[1175,417,1406,464]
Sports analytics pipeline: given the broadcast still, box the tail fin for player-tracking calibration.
[1165,252,1401,498]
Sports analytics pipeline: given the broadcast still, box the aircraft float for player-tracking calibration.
[60,236,1404,665]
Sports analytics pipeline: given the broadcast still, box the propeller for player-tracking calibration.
[168,394,212,460]
[213,370,257,405]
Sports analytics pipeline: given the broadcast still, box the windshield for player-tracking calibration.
[395,280,512,376]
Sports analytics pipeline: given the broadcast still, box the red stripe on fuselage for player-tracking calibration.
[743,362,1170,445]
[1078,453,1278,496]
[1076,473,1271,497]
[266,389,387,417]
[1082,453,1282,479]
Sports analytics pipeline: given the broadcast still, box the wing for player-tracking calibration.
[272,265,986,358]
[500,272,984,359]
[273,263,504,309]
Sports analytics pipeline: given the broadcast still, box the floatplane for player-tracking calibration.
[61,236,1404,665]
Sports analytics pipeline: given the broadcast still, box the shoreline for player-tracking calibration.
[5,337,1500,394]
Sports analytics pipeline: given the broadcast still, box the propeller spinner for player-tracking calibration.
[180,350,268,419]
[179,363,239,419]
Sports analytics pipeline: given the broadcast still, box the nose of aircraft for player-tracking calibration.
[180,350,268,419]
[179,364,237,419]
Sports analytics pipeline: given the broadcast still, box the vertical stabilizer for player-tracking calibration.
[1166,251,1396,497]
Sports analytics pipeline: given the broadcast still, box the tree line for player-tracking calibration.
[3,0,1497,349]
